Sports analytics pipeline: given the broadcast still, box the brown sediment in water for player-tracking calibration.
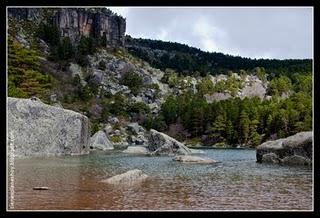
[10,150,312,210]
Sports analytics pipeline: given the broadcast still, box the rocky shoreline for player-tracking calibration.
[256,131,312,166]
[8,97,313,168]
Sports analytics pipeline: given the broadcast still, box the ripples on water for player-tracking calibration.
[11,149,312,210]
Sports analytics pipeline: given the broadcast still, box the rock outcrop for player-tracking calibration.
[256,131,312,166]
[90,130,113,150]
[100,169,149,186]
[8,8,43,24]
[173,155,219,164]
[8,8,126,47]
[148,129,192,155]
[54,8,125,46]
[8,97,89,157]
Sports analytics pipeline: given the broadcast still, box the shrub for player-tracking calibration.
[98,60,106,70]
[110,135,121,143]
[35,22,60,46]
[121,72,143,96]
[128,102,151,114]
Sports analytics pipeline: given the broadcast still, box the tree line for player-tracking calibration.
[126,36,312,78]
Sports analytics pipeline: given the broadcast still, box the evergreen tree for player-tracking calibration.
[210,114,227,143]
[238,111,250,145]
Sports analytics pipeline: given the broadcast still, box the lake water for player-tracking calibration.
[10,149,312,210]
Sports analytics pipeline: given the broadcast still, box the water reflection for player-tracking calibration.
[12,149,312,210]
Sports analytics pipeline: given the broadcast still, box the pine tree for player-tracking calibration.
[239,110,250,145]
[209,114,227,143]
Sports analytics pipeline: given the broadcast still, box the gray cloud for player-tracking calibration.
[109,7,312,59]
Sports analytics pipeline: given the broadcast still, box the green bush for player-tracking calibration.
[110,135,121,143]
[35,22,60,46]
[121,72,143,96]
[98,60,106,70]
[128,102,150,114]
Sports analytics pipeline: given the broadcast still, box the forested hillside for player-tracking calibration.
[126,36,312,78]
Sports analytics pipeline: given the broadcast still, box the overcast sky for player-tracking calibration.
[108,7,312,60]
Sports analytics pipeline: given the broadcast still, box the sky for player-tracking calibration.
[108,7,313,60]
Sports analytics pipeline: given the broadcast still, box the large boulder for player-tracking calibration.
[173,155,219,164]
[256,131,312,166]
[8,97,89,157]
[148,129,192,155]
[100,169,148,186]
[90,130,113,150]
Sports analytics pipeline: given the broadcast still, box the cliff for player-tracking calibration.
[8,97,90,157]
[8,7,126,47]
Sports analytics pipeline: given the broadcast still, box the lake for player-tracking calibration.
[10,149,312,210]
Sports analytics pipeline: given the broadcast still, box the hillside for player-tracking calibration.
[7,8,312,148]
[125,36,312,77]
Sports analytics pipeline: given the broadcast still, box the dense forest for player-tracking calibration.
[126,36,312,78]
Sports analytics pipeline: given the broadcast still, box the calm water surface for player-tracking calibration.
[11,149,312,210]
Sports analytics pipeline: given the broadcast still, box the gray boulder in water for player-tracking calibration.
[90,130,114,150]
[8,97,89,157]
[173,155,219,164]
[100,169,149,185]
[256,131,312,166]
[122,146,149,155]
[148,129,192,155]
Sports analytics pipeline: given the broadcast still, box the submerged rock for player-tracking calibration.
[256,131,312,166]
[90,130,114,150]
[189,148,205,154]
[122,146,149,155]
[8,97,89,157]
[101,169,148,185]
[148,129,192,156]
[173,155,219,164]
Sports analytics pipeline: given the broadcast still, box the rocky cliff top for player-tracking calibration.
[8,7,126,47]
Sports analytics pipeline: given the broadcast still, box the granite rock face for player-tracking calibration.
[8,8,43,24]
[256,131,312,166]
[8,97,89,157]
[148,129,192,156]
[8,8,126,47]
